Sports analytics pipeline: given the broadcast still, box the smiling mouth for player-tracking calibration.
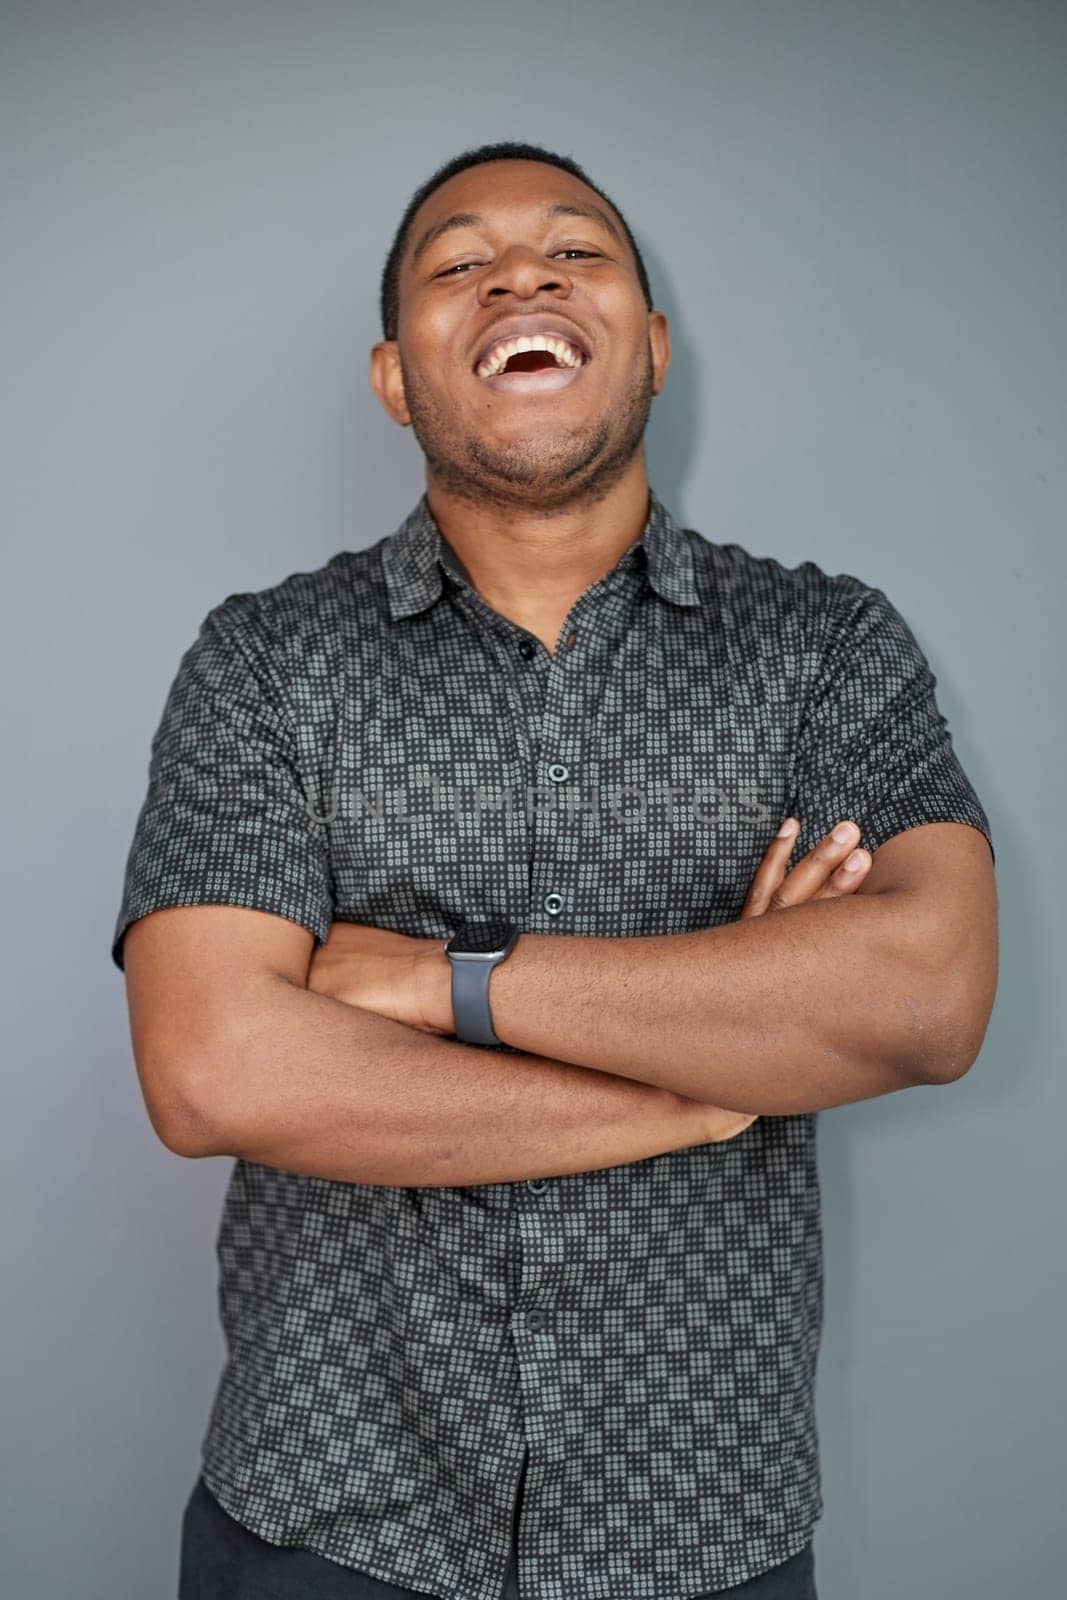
[471,327,592,399]
[473,343,589,396]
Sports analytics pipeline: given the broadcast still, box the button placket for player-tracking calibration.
[455,602,552,901]
[526,612,586,928]
[511,1176,565,1459]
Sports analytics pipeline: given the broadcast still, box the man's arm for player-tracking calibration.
[121,904,749,1188]
[471,821,998,1110]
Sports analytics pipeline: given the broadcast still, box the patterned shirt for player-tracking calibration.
[111,491,994,1600]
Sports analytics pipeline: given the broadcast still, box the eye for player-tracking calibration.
[434,249,602,279]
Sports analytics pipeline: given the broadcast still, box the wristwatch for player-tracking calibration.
[444,919,520,1046]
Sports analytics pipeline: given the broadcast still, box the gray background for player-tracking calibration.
[2,2,1063,1596]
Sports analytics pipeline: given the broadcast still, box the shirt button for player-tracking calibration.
[564,631,577,649]
[543,892,564,916]
[547,762,569,784]
[526,1178,548,1193]
[518,639,536,659]
[525,1307,550,1332]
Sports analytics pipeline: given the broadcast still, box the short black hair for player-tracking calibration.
[379,140,654,342]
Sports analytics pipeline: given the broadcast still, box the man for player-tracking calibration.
[113,141,998,1600]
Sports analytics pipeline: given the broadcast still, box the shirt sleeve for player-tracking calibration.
[785,575,995,868]
[110,593,335,972]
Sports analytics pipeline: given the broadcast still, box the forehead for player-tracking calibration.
[403,160,626,272]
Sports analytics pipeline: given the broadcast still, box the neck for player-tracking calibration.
[423,453,653,649]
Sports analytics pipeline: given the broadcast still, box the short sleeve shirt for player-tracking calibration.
[111,491,994,1600]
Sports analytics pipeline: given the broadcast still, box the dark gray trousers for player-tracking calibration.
[178,1474,817,1599]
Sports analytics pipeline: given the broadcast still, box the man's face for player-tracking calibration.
[370,160,671,511]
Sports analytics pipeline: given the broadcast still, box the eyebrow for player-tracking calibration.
[408,202,625,270]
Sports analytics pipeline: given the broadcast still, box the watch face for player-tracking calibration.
[446,919,517,958]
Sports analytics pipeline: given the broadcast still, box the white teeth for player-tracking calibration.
[475,333,586,379]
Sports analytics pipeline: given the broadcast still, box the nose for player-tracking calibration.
[478,248,574,304]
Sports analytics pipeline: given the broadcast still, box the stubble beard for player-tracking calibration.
[400,345,655,515]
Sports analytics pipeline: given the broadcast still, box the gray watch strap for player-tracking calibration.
[450,956,502,1046]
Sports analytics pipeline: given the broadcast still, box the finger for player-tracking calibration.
[739,818,800,918]
[810,846,872,900]
[765,819,864,911]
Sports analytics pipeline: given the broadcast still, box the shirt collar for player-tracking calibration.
[381,490,700,620]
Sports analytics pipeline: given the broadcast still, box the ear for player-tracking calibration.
[648,311,671,396]
[369,340,411,427]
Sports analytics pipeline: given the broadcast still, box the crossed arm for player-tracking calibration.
[122,816,997,1188]
[308,817,997,1110]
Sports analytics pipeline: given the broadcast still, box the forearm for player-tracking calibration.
[197,976,727,1187]
[485,891,959,1112]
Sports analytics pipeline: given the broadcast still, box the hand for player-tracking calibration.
[693,816,872,1143]
[739,816,871,918]
[306,922,452,1034]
